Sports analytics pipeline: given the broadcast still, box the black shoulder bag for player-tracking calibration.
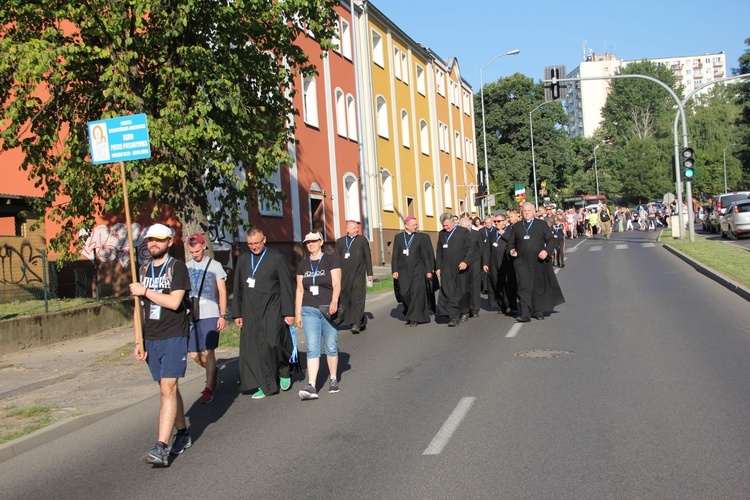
[191,258,211,322]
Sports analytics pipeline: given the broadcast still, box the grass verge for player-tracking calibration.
[664,232,750,288]
[0,297,127,320]
[0,404,56,445]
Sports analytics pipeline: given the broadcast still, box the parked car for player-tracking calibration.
[719,199,750,240]
[707,191,750,233]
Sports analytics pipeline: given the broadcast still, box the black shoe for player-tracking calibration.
[516,316,531,323]
[560,263,565,268]
[170,431,192,455]
[469,311,478,318]
[533,313,545,320]
[448,317,459,327]
[351,324,360,334]
[460,314,469,323]
[409,321,418,327]
[359,315,368,331]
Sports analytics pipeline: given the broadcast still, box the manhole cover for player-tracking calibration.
[515,349,574,359]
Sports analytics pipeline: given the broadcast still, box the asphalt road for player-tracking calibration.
[2,230,750,499]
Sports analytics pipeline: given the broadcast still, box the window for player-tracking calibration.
[454,132,461,159]
[331,20,340,54]
[376,96,388,138]
[419,119,429,155]
[259,168,283,216]
[340,19,352,60]
[381,169,394,211]
[335,89,346,137]
[443,175,452,208]
[401,52,409,84]
[465,139,474,164]
[302,77,318,127]
[442,124,450,154]
[416,65,425,95]
[437,121,445,152]
[462,91,471,116]
[346,94,357,141]
[424,182,434,217]
[343,173,360,222]
[372,30,384,67]
[401,110,410,148]
[436,69,445,96]
[394,48,402,80]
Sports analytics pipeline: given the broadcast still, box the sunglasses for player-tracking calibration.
[493,220,505,223]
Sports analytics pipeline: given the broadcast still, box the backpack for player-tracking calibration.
[600,209,610,222]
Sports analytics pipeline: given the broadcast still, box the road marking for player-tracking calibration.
[643,243,656,248]
[589,245,603,251]
[566,246,577,253]
[506,324,522,338]
[423,397,476,455]
[616,244,628,250]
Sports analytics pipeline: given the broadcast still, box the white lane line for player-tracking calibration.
[643,243,656,248]
[423,397,476,455]
[589,245,603,251]
[506,323,523,338]
[566,246,577,253]
[616,244,628,250]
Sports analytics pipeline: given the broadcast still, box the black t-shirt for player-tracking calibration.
[296,253,341,308]
[138,257,191,340]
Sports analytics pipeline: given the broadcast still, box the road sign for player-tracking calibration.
[663,192,676,204]
[486,194,496,207]
[88,113,151,165]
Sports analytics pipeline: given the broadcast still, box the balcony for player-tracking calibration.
[693,62,703,70]
[713,60,723,67]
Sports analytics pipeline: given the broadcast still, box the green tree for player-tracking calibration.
[0,0,337,261]
[732,37,750,182]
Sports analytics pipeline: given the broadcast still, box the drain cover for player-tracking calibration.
[515,349,574,359]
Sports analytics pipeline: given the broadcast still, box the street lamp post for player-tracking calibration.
[723,143,736,193]
[593,140,605,196]
[529,102,545,209]
[480,49,520,216]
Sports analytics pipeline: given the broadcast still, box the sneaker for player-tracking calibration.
[170,431,192,455]
[199,387,214,404]
[280,376,291,391]
[299,383,319,400]
[251,388,265,399]
[211,366,219,391]
[329,379,339,394]
[143,442,170,467]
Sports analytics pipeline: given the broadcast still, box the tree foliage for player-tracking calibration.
[733,37,750,183]
[0,0,338,261]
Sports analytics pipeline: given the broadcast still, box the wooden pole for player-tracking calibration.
[120,161,143,349]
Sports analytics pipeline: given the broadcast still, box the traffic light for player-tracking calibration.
[544,66,567,102]
[682,147,695,179]
[477,183,487,197]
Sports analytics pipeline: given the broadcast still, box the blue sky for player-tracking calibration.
[369,0,749,90]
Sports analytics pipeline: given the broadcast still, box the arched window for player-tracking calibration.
[376,96,388,138]
[424,181,434,217]
[443,175,452,208]
[335,89,346,137]
[401,110,410,148]
[419,119,429,155]
[346,94,357,141]
[303,77,318,127]
[343,173,361,222]
[381,169,394,211]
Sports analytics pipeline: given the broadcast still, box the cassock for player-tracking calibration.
[391,231,435,324]
[506,217,565,317]
[436,225,475,319]
[482,226,516,313]
[468,228,485,316]
[335,234,373,327]
[231,248,294,394]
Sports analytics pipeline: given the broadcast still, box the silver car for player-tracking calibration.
[719,199,750,240]
[708,191,750,233]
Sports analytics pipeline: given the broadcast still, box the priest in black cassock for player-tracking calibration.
[483,213,516,315]
[335,219,373,333]
[391,216,435,326]
[460,216,485,318]
[436,213,476,327]
[232,228,295,398]
[507,202,565,322]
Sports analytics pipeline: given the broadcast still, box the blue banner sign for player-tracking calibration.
[88,113,151,164]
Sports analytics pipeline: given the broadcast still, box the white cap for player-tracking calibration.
[303,231,323,242]
[144,223,173,240]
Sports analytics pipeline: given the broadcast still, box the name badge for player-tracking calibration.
[247,277,256,288]
[344,252,350,259]
[523,235,531,240]
[493,242,499,247]
[403,249,409,256]
[149,303,162,320]
[310,285,319,296]
[443,244,449,249]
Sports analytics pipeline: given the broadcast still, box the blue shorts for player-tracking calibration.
[145,336,188,382]
[301,306,338,359]
[188,317,220,353]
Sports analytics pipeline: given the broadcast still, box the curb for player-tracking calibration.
[0,357,239,464]
[662,244,750,303]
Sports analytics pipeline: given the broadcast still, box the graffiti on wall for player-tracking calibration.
[0,242,43,285]
[80,223,152,268]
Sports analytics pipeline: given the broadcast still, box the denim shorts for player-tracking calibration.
[301,306,338,358]
[188,317,220,353]
[145,336,188,382]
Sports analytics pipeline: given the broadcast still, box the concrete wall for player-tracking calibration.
[0,300,134,356]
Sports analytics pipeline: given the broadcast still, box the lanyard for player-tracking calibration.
[523,218,534,236]
[403,231,415,249]
[190,259,208,291]
[310,254,323,285]
[484,227,489,239]
[495,230,503,243]
[250,248,267,278]
[345,235,356,252]
[149,256,170,290]
[445,226,457,244]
